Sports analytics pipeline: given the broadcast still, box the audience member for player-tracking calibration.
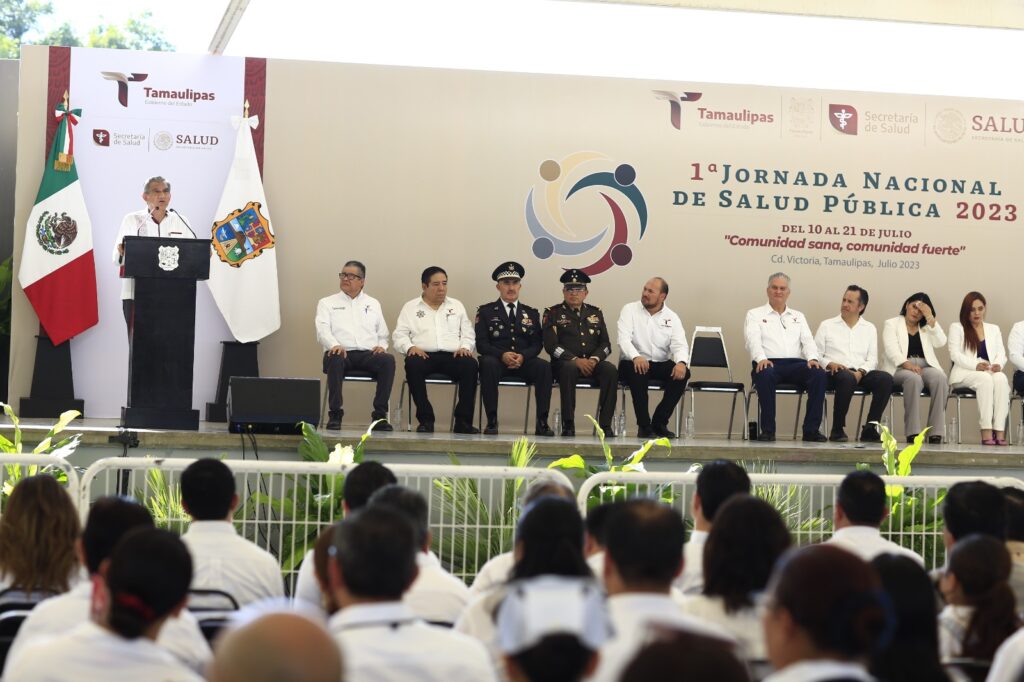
[0,474,80,593]
[679,459,751,594]
[584,501,617,583]
[7,528,202,681]
[619,625,752,682]
[762,545,891,682]
[294,460,397,607]
[826,470,925,565]
[938,534,1020,661]
[179,459,284,608]
[327,506,496,681]
[4,496,210,674]
[1001,486,1024,614]
[310,524,340,615]
[680,494,791,658]
[207,611,343,682]
[870,554,950,682]
[988,627,1024,681]
[495,576,609,682]
[469,476,576,595]
[368,484,470,625]
[590,499,733,682]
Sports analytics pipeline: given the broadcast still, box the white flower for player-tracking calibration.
[329,444,356,466]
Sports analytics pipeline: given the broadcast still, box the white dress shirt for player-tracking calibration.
[880,316,947,374]
[678,593,767,659]
[293,548,322,608]
[744,303,819,363]
[4,581,210,675]
[1007,321,1024,374]
[330,602,497,682]
[989,626,1024,681]
[825,526,924,566]
[948,322,1008,385]
[392,297,475,355]
[676,530,708,595]
[315,291,389,352]
[181,521,284,607]
[617,301,690,364]
[588,593,735,682]
[939,604,973,659]
[405,551,471,625]
[814,316,879,372]
[5,621,204,682]
[762,660,874,682]
[469,551,515,595]
[112,209,195,300]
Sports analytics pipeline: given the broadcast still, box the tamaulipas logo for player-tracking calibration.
[212,201,275,267]
[524,152,648,277]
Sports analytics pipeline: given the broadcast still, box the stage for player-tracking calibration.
[3,417,1024,477]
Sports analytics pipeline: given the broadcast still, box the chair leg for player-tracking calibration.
[450,385,458,432]
[744,392,753,440]
[793,393,803,440]
[320,381,329,427]
[523,386,532,435]
[956,397,962,445]
[822,394,829,436]
[398,381,410,432]
[855,395,867,440]
[727,392,738,440]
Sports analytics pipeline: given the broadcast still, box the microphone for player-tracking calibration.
[168,208,198,238]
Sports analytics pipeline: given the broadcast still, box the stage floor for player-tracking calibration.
[2,417,1024,475]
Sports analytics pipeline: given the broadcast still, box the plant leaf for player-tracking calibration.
[548,454,587,470]
[298,422,329,462]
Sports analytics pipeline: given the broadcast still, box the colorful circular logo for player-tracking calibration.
[525,152,648,277]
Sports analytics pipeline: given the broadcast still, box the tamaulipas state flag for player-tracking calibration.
[208,114,280,342]
[19,98,98,346]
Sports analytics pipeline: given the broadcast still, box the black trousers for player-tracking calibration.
[479,355,552,422]
[552,359,617,427]
[826,369,893,433]
[751,359,827,435]
[404,352,478,426]
[122,299,133,331]
[618,360,690,428]
[1014,370,1024,397]
[323,350,396,419]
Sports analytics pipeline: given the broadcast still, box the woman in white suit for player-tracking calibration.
[948,291,1009,445]
[881,293,948,444]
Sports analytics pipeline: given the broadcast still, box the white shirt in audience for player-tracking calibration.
[588,593,734,682]
[761,660,874,682]
[329,601,497,682]
[587,551,606,584]
[676,530,707,594]
[678,593,767,659]
[4,581,210,675]
[744,303,819,362]
[5,621,203,682]
[938,604,973,660]
[813,315,879,371]
[616,301,690,363]
[454,588,506,669]
[392,297,475,355]
[181,520,284,607]
[825,526,925,566]
[469,552,514,595]
[988,626,1024,681]
[405,551,470,625]
[293,548,321,608]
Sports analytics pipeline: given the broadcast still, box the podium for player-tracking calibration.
[121,236,210,430]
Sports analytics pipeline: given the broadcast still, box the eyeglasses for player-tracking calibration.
[564,287,587,293]
[339,273,363,281]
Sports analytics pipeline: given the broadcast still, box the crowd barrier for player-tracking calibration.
[0,454,80,513]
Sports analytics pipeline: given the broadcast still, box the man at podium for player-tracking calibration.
[112,176,196,329]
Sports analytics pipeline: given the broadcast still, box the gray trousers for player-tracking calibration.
[892,357,949,438]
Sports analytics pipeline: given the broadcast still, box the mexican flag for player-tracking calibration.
[208,113,280,342]
[18,98,98,346]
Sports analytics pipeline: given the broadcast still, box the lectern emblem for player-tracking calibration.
[158,245,180,271]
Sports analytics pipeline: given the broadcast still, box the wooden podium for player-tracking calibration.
[120,236,210,430]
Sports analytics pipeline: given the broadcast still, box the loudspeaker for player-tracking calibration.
[228,377,320,434]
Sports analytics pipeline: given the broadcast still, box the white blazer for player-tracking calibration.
[948,321,1007,385]
[880,316,947,375]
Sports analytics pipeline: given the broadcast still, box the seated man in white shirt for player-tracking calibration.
[180,458,284,607]
[7,528,203,682]
[744,272,827,442]
[617,277,690,438]
[826,470,924,565]
[327,506,497,681]
[814,285,893,443]
[5,497,210,676]
[207,611,342,682]
[393,266,480,434]
[315,259,395,431]
[590,499,734,682]
[368,484,471,626]
[678,459,751,595]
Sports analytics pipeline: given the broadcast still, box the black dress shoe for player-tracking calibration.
[756,432,776,442]
[453,422,480,435]
[416,423,434,433]
[326,412,342,431]
[535,420,555,437]
[561,421,576,437]
[652,424,676,439]
[829,430,849,443]
[802,432,828,442]
[928,435,943,444]
[484,422,499,435]
[859,425,881,442]
[600,425,616,438]
[906,433,918,444]
[637,426,655,438]
[371,420,393,432]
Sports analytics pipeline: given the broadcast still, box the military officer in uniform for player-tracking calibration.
[475,262,555,437]
[543,270,618,437]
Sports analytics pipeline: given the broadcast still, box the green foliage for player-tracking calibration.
[0,257,13,337]
[0,0,51,41]
[739,459,832,541]
[143,467,187,534]
[86,12,172,51]
[0,403,81,500]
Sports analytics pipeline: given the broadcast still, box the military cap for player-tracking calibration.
[560,269,591,286]
[492,262,525,281]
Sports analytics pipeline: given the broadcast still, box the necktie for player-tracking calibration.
[507,303,515,324]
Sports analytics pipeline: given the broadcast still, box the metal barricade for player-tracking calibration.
[577,471,1024,570]
[0,454,80,516]
[78,457,572,590]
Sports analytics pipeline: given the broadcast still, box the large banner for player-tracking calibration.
[67,48,244,417]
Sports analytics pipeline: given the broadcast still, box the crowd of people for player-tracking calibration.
[0,459,1023,680]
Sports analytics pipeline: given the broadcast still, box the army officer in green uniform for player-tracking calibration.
[543,269,618,437]
[475,262,555,437]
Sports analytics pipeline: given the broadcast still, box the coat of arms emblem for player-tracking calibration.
[157,245,180,271]
[211,201,275,268]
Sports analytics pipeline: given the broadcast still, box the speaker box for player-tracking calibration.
[228,377,320,434]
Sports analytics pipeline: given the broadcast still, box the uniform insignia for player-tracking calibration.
[364,305,371,313]
[587,315,600,324]
[589,329,595,335]
[417,310,426,318]
[212,201,275,267]
[493,331,500,337]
